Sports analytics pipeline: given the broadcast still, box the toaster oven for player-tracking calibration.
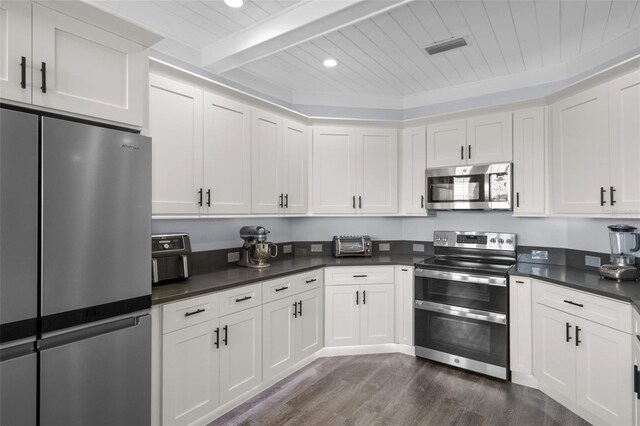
[331,235,372,257]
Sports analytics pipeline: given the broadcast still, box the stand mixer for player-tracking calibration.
[599,224,640,281]
[238,226,278,269]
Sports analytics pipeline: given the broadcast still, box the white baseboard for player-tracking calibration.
[510,371,538,389]
[318,343,416,357]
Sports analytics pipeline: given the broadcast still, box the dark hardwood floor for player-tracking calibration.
[210,353,591,426]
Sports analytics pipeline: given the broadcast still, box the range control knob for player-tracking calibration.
[498,239,504,244]
[490,238,497,243]
[506,239,513,245]
[163,243,170,249]
[365,242,371,247]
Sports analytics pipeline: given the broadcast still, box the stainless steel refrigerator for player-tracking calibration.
[1,108,152,426]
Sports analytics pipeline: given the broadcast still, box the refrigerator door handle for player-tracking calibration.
[0,341,36,362]
[39,315,145,350]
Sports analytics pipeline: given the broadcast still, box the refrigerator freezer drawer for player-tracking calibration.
[0,347,37,426]
[39,314,151,426]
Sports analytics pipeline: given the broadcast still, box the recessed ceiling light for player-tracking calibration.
[224,0,244,8]
[323,58,338,68]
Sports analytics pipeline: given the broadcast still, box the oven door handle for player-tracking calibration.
[414,269,507,287]
[414,300,507,325]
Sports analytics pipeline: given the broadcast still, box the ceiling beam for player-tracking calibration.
[201,0,411,74]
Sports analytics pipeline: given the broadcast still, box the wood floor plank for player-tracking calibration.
[209,354,592,426]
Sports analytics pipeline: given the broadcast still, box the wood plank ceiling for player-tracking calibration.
[97,0,640,104]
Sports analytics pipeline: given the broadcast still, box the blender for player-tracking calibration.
[599,224,640,281]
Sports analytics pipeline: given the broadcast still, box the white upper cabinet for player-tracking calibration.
[357,128,398,214]
[552,85,609,214]
[400,127,427,214]
[513,107,545,215]
[0,1,31,104]
[149,74,203,215]
[609,70,640,214]
[427,113,512,169]
[312,127,358,214]
[312,126,397,214]
[426,120,466,168]
[203,92,252,214]
[282,120,308,214]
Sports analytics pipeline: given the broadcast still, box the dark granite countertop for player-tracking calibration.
[152,254,426,305]
[510,263,640,312]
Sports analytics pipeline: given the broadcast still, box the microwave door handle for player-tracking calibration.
[152,258,159,284]
[180,255,189,278]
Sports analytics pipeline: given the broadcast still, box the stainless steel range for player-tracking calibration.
[414,230,517,380]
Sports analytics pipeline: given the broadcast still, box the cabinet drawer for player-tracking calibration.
[219,283,262,316]
[325,266,394,286]
[533,280,632,333]
[162,293,219,334]
[262,276,296,304]
[293,269,323,293]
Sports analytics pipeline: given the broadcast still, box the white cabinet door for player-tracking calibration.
[325,285,359,347]
[634,336,640,426]
[609,70,640,214]
[282,120,308,214]
[149,74,204,215]
[31,4,146,126]
[203,93,251,214]
[533,303,576,403]
[466,113,513,165]
[219,306,262,404]
[262,296,296,383]
[312,127,357,214]
[509,277,532,376]
[251,109,282,214]
[551,85,609,214]
[426,120,466,168]
[360,284,394,345]
[357,128,398,214]
[575,318,632,425]
[394,267,413,346]
[513,108,545,215]
[0,1,31,104]
[401,127,427,214]
[297,288,323,359]
[162,319,220,426]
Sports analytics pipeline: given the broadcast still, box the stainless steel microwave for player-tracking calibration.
[425,163,512,210]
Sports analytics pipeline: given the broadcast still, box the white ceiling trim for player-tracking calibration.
[201,0,411,73]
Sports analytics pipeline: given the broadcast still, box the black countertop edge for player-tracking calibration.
[152,254,425,305]
[509,263,640,313]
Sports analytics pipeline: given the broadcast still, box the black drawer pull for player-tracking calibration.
[298,300,302,317]
[293,302,298,318]
[198,188,203,206]
[356,291,359,305]
[363,290,366,304]
[40,62,46,93]
[274,286,288,292]
[467,145,471,159]
[214,327,220,348]
[460,145,464,160]
[235,296,252,303]
[421,195,424,208]
[358,196,362,208]
[284,194,289,208]
[600,187,606,206]
[184,308,205,317]
[634,365,639,396]
[610,186,616,206]
[402,269,408,272]
[563,300,583,307]
[223,325,228,346]
[352,196,356,209]
[353,274,368,278]
[305,278,317,283]
[206,189,211,207]
[565,322,572,342]
[575,326,581,346]
[516,192,520,208]
[279,193,284,208]
[20,56,26,89]
[515,280,525,284]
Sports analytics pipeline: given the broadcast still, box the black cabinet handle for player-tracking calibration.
[565,322,572,342]
[353,274,368,278]
[293,302,298,318]
[279,194,284,208]
[401,269,408,272]
[516,192,520,208]
[206,189,211,207]
[274,286,288,292]
[198,188,203,206]
[284,194,289,208]
[575,326,581,347]
[298,300,302,317]
[421,195,424,208]
[467,145,471,159]
[305,278,317,283]
[235,296,252,303]
[223,325,228,346]
[356,291,359,305]
[600,187,606,206]
[563,300,583,308]
[358,196,362,209]
[20,56,26,89]
[40,62,46,93]
[460,146,464,160]
[610,186,616,206]
[515,280,525,284]
[352,195,356,209]
[363,290,366,304]
[184,308,205,317]
[214,327,220,348]
[634,365,639,396]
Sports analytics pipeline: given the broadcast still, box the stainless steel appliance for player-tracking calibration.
[426,163,512,210]
[414,230,517,380]
[238,226,278,269]
[0,107,151,426]
[331,235,372,257]
[599,224,640,281]
[152,233,192,285]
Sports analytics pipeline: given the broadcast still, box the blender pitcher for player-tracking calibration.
[608,224,640,266]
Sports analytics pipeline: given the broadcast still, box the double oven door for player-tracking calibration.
[414,269,508,379]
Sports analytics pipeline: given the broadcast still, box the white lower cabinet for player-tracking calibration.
[509,277,534,384]
[634,322,640,426]
[325,285,360,347]
[360,284,395,345]
[533,286,632,425]
[394,266,413,346]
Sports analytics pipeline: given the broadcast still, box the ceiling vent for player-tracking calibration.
[425,37,467,55]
